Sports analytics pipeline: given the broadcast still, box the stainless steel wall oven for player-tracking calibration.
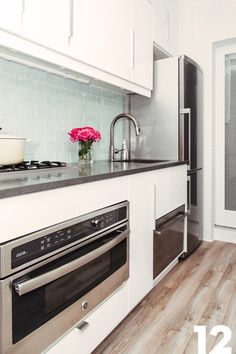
[0,201,129,354]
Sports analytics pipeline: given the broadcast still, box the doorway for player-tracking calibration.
[214,41,236,240]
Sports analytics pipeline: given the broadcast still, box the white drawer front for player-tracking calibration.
[155,165,187,219]
[45,284,128,354]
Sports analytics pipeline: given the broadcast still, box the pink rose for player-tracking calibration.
[68,126,101,143]
[92,130,101,142]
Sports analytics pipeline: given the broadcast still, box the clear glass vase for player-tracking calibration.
[78,141,93,164]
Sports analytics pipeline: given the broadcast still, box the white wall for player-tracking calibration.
[179,0,236,241]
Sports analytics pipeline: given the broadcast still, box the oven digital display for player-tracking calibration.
[11,206,127,269]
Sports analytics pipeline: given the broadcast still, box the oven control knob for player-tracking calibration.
[91,218,103,229]
[81,301,88,311]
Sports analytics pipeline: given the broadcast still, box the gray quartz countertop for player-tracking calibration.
[0,160,187,199]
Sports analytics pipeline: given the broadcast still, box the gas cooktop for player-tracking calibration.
[0,161,67,173]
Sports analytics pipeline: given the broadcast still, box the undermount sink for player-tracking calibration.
[113,159,169,163]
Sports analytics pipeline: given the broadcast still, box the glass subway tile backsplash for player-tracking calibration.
[0,58,126,162]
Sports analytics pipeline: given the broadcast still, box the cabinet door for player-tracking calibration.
[22,0,70,53]
[0,0,22,33]
[128,173,154,310]
[101,0,131,80]
[166,0,179,56]
[154,0,166,49]
[69,0,153,91]
[155,165,187,220]
[132,0,153,89]
[68,0,131,81]
[154,0,179,56]
[67,0,103,68]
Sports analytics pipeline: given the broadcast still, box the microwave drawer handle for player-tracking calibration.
[154,213,187,236]
[14,229,129,296]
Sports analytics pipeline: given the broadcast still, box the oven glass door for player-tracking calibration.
[12,227,128,343]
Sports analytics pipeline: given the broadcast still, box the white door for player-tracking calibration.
[215,43,236,229]
[22,0,70,53]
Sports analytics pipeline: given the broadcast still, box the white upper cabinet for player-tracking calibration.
[0,0,153,95]
[153,0,179,56]
[132,0,153,89]
[67,0,103,69]
[21,0,70,52]
[101,0,131,81]
[100,0,153,89]
[68,0,131,81]
[68,0,153,89]
[0,0,23,33]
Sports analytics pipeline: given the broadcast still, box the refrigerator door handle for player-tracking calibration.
[187,175,191,215]
[180,108,191,168]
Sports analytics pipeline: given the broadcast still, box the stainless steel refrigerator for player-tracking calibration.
[130,55,203,257]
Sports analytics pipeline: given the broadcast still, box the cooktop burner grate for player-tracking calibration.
[0,161,67,173]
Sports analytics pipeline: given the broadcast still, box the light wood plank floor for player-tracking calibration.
[93,241,236,354]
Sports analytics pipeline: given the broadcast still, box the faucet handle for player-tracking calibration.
[114,148,124,154]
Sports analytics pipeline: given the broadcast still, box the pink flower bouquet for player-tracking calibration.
[68,126,101,162]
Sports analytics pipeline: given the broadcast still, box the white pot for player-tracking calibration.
[0,134,27,166]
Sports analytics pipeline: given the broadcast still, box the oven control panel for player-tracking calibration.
[91,214,113,229]
[11,205,127,269]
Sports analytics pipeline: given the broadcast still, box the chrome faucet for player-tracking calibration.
[109,113,141,161]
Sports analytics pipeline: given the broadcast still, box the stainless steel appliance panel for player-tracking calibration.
[184,169,203,255]
[0,202,129,354]
[179,56,203,170]
[180,56,203,257]
[0,202,128,278]
[130,55,203,258]
[153,205,185,280]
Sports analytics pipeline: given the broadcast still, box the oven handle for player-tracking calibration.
[154,213,187,236]
[14,228,129,296]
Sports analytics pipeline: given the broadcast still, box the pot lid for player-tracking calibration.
[0,133,26,140]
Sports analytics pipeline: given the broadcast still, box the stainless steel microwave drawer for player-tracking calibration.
[153,205,185,279]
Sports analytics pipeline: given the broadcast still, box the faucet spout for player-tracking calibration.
[109,112,141,161]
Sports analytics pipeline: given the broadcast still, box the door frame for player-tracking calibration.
[214,42,236,233]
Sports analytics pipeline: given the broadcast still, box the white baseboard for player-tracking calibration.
[213,226,236,243]
[202,233,213,242]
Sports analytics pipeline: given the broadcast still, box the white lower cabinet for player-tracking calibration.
[42,165,187,354]
[45,284,128,354]
[128,172,154,310]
